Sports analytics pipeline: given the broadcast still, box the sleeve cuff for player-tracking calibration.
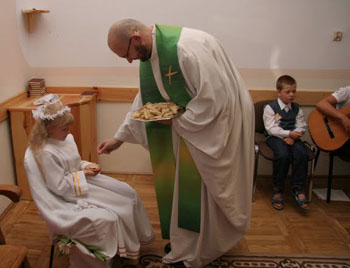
[80,160,92,170]
[114,131,127,142]
[294,128,305,133]
[282,130,290,138]
[71,171,88,196]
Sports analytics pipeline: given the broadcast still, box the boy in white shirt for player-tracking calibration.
[263,75,310,210]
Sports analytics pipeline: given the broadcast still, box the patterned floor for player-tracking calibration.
[114,254,350,268]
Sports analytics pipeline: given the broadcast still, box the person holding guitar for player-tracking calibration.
[263,75,310,210]
[315,85,350,161]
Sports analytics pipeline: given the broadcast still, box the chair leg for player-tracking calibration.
[313,147,321,171]
[252,146,259,202]
[327,152,334,203]
[308,158,314,202]
[307,146,319,202]
[49,244,55,268]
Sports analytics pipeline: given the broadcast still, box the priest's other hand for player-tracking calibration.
[156,119,172,126]
[97,138,123,154]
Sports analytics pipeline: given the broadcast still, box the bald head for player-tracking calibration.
[107,19,151,58]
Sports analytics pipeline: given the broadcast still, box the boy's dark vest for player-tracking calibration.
[266,100,299,135]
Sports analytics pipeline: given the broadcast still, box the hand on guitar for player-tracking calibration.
[340,114,350,134]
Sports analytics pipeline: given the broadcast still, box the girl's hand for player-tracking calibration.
[84,163,101,176]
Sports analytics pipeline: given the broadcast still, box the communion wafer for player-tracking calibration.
[88,163,100,171]
[132,102,181,121]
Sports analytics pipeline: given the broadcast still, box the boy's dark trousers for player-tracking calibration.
[266,136,308,193]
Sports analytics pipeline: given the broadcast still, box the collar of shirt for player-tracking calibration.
[277,98,291,112]
[150,25,156,61]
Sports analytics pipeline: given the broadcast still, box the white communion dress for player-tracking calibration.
[24,134,154,268]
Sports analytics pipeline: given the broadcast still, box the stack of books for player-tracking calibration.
[27,78,46,97]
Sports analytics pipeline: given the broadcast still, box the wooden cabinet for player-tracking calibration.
[8,94,97,200]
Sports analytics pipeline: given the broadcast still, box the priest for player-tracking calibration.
[98,19,255,268]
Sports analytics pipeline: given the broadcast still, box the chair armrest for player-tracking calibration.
[0,185,22,203]
[302,140,312,148]
[302,140,318,153]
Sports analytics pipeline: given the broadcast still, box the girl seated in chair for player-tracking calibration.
[28,94,154,267]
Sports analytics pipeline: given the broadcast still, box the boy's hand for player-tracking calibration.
[84,163,101,176]
[284,137,295,145]
[289,131,303,140]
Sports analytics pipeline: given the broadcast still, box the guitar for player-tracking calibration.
[308,105,350,151]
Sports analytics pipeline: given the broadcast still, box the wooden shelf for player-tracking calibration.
[22,9,50,33]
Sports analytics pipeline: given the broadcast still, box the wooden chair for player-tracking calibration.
[252,100,318,202]
[0,185,31,268]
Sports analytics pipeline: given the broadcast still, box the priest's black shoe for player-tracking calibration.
[164,242,171,253]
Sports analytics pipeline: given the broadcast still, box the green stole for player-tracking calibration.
[139,25,201,239]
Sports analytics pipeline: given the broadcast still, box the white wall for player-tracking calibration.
[16,0,350,90]
[17,0,350,70]
[0,0,31,212]
[97,102,152,174]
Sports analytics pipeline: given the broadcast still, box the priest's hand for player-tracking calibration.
[97,138,123,154]
[156,119,172,126]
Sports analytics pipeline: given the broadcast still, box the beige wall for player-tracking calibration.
[0,0,31,213]
[95,98,350,177]
[96,102,152,174]
[16,0,350,70]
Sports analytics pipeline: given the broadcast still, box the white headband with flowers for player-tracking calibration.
[32,94,71,121]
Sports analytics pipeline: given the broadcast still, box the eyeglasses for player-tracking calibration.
[124,37,132,58]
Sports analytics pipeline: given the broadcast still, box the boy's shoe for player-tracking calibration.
[292,189,310,210]
[272,189,284,210]
[272,195,284,210]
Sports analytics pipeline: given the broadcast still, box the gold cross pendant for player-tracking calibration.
[165,65,178,85]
